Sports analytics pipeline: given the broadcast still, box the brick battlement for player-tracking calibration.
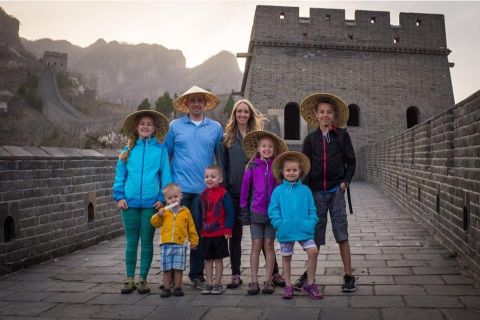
[0,147,122,274]
[358,90,480,284]
[252,6,448,50]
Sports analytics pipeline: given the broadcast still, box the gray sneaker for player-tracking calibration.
[211,284,223,295]
[201,284,213,295]
[192,277,207,290]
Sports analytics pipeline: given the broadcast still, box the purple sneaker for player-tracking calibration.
[282,285,294,299]
[302,283,323,300]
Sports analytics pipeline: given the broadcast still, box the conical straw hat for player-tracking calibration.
[174,85,220,113]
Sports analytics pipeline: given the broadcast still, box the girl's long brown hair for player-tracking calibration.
[223,99,266,148]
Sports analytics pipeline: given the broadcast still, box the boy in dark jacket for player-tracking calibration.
[200,165,234,295]
[299,93,357,292]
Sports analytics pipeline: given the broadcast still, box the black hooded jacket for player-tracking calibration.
[302,127,356,192]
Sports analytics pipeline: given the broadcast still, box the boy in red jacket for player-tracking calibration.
[200,165,234,295]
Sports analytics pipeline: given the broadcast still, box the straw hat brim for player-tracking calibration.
[272,151,311,181]
[300,93,349,128]
[242,130,288,159]
[121,110,169,140]
[174,85,220,113]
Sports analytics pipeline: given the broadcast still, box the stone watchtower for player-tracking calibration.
[40,51,67,74]
[238,5,455,150]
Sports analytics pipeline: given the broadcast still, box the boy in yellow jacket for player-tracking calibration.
[151,183,199,297]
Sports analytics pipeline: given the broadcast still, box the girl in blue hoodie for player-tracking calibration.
[268,151,322,300]
[113,110,172,295]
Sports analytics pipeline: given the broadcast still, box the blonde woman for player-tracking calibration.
[222,99,285,289]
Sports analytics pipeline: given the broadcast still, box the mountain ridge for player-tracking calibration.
[21,37,243,103]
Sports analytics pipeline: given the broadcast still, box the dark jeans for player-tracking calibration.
[229,194,243,275]
[229,195,280,276]
[182,192,204,281]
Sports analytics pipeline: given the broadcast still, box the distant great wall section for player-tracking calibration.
[0,147,122,274]
[358,90,480,283]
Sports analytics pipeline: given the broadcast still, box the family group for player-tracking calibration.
[112,85,356,300]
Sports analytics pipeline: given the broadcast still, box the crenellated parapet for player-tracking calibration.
[40,51,68,73]
[251,6,448,53]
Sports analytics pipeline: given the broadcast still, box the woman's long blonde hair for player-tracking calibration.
[223,99,266,148]
[119,115,160,162]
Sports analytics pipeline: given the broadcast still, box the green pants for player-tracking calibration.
[121,208,156,279]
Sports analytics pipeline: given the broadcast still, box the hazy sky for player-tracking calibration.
[1,0,479,102]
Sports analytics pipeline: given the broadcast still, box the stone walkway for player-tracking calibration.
[0,182,479,320]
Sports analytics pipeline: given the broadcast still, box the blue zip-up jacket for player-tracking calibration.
[268,179,318,242]
[164,115,223,194]
[113,137,172,208]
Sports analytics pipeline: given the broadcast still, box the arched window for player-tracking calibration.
[406,106,419,128]
[4,216,15,242]
[284,102,300,140]
[347,104,360,127]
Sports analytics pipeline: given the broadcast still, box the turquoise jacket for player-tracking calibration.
[113,137,172,208]
[268,179,318,242]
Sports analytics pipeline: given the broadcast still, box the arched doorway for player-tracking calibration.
[284,102,300,140]
[347,104,360,127]
[406,106,420,128]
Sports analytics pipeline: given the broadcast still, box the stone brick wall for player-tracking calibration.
[0,147,122,274]
[241,5,454,152]
[358,91,480,283]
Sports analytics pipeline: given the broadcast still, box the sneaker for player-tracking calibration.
[342,275,357,292]
[282,285,294,299]
[302,282,323,300]
[173,287,184,297]
[192,276,207,290]
[272,273,286,287]
[227,274,243,289]
[211,284,224,295]
[294,271,307,291]
[120,279,136,294]
[201,284,213,295]
[160,288,171,298]
[261,281,274,294]
[247,282,260,295]
[137,279,150,294]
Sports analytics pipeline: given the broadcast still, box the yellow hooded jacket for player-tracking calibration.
[150,206,199,247]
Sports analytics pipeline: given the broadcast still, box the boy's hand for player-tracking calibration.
[224,234,232,239]
[156,208,165,216]
[153,201,163,210]
[340,182,348,192]
[117,199,128,209]
[191,245,198,250]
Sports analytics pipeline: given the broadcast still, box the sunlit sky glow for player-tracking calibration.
[1,0,479,102]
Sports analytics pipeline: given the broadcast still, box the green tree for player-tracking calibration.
[137,98,151,110]
[223,92,235,115]
[155,91,173,115]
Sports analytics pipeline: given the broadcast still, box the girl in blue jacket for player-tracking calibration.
[268,151,322,300]
[113,110,172,294]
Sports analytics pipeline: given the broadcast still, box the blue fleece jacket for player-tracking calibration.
[113,137,172,208]
[268,179,318,242]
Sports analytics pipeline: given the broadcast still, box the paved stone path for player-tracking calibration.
[1,182,479,319]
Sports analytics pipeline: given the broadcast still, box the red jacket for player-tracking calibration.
[200,186,234,237]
